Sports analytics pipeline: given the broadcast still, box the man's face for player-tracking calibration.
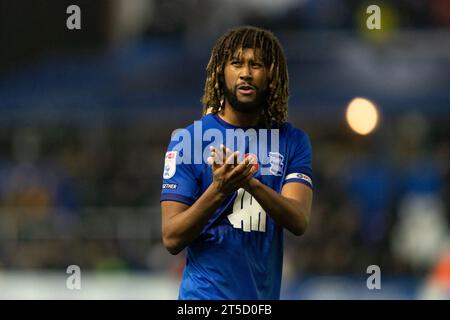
[223,48,269,114]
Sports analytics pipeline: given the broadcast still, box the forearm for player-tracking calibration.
[163,183,227,254]
[244,179,310,235]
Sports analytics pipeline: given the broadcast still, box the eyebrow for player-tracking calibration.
[229,55,264,63]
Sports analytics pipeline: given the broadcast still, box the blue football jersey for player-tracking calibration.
[161,114,313,300]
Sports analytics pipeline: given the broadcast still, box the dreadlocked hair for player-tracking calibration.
[202,26,289,128]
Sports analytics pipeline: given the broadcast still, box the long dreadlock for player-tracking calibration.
[202,26,289,128]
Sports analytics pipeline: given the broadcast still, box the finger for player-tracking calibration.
[211,145,223,165]
[225,147,232,158]
[241,159,253,175]
[241,166,255,181]
[210,150,217,163]
[222,145,234,164]
[210,146,218,162]
[241,167,256,184]
[211,148,224,167]
[208,156,221,171]
[209,148,223,169]
[221,144,227,164]
[235,157,252,174]
[231,166,255,186]
[228,158,251,179]
[240,156,252,169]
[225,151,239,168]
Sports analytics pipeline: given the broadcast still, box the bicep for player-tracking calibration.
[281,182,313,214]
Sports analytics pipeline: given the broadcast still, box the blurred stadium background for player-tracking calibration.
[0,0,449,299]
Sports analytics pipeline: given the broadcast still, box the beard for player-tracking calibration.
[223,84,268,114]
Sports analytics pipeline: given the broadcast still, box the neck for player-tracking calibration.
[219,102,262,127]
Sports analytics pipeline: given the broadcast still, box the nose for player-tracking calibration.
[239,64,252,81]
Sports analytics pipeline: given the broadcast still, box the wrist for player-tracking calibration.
[243,177,260,193]
[210,181,228,201]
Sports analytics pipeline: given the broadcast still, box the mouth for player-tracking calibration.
[237,84,256,95]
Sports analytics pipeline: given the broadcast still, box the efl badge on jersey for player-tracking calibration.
[268,152,284,176]
[163,151,177,179]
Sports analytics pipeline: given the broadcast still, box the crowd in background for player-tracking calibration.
[0,114,448,280]
[0,0,449,292]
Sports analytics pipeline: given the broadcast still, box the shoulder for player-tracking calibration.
[173,114,217,135]
[165,114,217,166]
[177,114,214,131]
[169,114,216,140]
[279,122,311,146]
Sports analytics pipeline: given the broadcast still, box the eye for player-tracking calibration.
[231,60,242,66]
[251,62,263,68]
